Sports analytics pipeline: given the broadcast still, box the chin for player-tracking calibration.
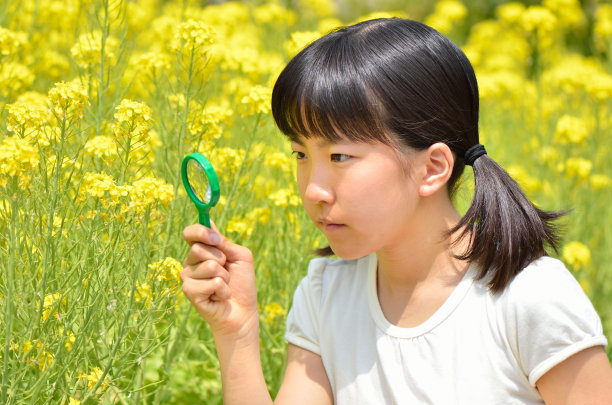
[328,242,373,261]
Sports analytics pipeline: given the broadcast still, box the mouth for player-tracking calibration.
[318,219,346,231]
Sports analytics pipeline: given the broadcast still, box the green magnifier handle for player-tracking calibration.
[181,152,220,228]
[199,211,211,228]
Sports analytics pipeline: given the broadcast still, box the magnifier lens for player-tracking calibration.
[186,159,212,204]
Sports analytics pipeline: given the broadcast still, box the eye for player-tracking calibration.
[330,153,351,162]
[291,151,306,160]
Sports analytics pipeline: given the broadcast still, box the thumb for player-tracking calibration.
[210,218,253,264]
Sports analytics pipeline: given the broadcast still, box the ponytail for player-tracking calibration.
[272,17,567,291]
[449,151,566,293]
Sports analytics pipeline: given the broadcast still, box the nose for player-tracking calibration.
[304,181,334,205]
[302,167,335,205]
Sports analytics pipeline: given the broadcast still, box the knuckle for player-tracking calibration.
[181,282,192,297]
[213,277,224,288]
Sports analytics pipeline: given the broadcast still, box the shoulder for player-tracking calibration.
[497,256,607,386]
[499,255,599,323]
[302,255,366,298]
[503,256,583,300]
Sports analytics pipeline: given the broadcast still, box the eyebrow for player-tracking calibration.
[288,137,341,148]
[289,136,304,145]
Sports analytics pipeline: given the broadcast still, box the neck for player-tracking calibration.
[376,192,469,297]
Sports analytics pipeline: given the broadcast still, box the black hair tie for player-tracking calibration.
[464,144,487,166]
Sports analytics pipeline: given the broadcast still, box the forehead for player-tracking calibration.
[289,134,367,148]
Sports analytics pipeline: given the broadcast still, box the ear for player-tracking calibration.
[418,142,455,197]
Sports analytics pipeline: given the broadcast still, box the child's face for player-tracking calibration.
[291,136,422,259]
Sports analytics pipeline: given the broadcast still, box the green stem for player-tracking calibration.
[37,117,67,323]
[162,43,196,256]
[96,0,110,137]
[218,113,262,227]
[1,178,18,404]
[152,305,192,405]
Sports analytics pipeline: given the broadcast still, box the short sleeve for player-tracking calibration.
[502,257,608,386]
[284,258,328,355]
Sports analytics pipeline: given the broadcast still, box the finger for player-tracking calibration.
[182,276,231,303]
[210,221,253,264]
[184,242,226,266]
[183,224,222,247]
[182,260,230,284]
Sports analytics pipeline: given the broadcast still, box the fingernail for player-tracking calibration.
[210,231,221,245]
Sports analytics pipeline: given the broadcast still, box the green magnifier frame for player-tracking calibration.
[181,152,220,228]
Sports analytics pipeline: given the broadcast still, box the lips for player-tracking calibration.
[318,218,345,231]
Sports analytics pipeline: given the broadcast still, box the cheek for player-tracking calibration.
[342,164,412,212]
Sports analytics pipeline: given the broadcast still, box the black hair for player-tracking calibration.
[271,18,565,293]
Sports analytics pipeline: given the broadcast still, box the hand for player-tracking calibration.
[181,221,258,339]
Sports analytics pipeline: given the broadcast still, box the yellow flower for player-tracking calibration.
[425,0,468,34]
[354,11,409,24]
[31,342,54,372]
[6,101,49,134]
[207,147,246,177]
[264,152,292,174]
[254,3,296,26]
[37,49,71,81]
[172,19,215,55]
[261,302,287,325]
[41,293,66,322]
[284,31,322,57]
[135,281,153,307]
[227,216,254,238]
[565,157,592,180]
[67,398,81,405]
[70,30,120,68]
[269,188,301,207]
[496,2,526,26]
[65,330,76,351]
[241,85,272,116]
[584,71,612,102]
[84,136,119,160]
[79,172,122,204]
[245,206,272,225]
[562,241,591,269]
[521,6,557,42]
[543,0,585,30]
[594,4,612,52]
[590,174,612,191]
[112,99,154,145]
[0,62,34,99]
[47,80,89,123]
[507,165,541,193]
[129,51,171,77]
[296,0,337,18]
[78,366,109,390]
[0,136,39,187]
[22,340,33,354]
[148,257,182,285]
[129,176,174,207]
[0,26,27,57]
[188,102,233,141]
[553,115,589,145]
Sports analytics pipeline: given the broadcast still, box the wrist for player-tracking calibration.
[212,312,260,345]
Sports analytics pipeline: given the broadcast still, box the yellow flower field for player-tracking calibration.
[0,0,611,403]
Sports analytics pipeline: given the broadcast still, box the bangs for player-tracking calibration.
[271,26,391,144]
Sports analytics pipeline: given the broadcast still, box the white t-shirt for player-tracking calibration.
[285,253,607,404]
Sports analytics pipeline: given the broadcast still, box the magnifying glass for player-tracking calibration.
[181,152,220,228]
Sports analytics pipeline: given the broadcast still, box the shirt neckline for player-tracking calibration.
[365,252,477,338]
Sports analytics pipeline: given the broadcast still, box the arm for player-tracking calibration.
[536,346,612,405]
[182,223,271,404]
[275,344,333,404]
[181,224,333,404]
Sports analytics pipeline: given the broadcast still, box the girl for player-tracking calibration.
[181,18,612,404]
